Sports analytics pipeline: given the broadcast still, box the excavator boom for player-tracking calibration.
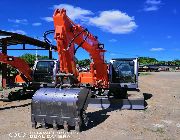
[53,9,108,88]
[0,52,32,82]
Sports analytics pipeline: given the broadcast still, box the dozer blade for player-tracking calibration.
[31,87,90,131]
[88,97,144,110]
[88,92,145,110]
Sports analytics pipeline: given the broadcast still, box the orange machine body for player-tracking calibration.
[15,74,26,84]
[0,52,32,83]
[53,9,109,88]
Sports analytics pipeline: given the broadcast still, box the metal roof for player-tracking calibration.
[0,30,57,50]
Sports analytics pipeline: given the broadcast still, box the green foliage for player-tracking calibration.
[20,53,36,65]
[139,57,180,65]
[20,53,49,66]
[157,60,180,66]
[139,72,151,76]
[77,59,91,67]
[139,57,158,65]
[158,61,166,65]
[173,59,180,65]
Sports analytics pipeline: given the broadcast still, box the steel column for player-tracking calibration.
[1,39,7,88]
[49,50,52,59]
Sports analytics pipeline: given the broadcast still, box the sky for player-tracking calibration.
[0,0,180,61]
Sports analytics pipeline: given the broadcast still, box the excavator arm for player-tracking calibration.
[53,9,108,88]
[0,52,32,82]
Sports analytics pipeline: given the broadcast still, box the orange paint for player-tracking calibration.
[53,9,109,88]
[0,53,32,82]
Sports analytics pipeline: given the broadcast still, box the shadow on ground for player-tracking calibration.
[84,109,111,131]
[0,90,33,101]
[143,93,153,108]
[82,99,126,131]
[0,102,31,110]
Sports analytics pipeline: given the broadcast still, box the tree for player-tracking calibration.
[138,57,158,65]
[158,61,166,65]
[20,53,36,66]
[77,59,91,67]
[20,53,49,66]
[173,59,180,65]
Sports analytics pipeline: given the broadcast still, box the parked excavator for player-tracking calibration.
[0,53,59,99]
[31,9,144,132]
[0,52,32,84]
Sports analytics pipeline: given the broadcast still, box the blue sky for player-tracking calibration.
[0,0,179,61]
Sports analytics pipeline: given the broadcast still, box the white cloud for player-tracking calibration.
[32,22,42,26]
[144,5,159,11]
[174,48,180,51]
[44,4,137,34]
[109,39,117,42]
[41,17,53,22]
[173,9,177,15]
[9,29,26,35]
[8,19,28,24]
[150,47,165,51]
[89,10,137,34]
[146,0,161,5]
[167,35,172,39]
[52,4,93,21]
[144,0,161,12]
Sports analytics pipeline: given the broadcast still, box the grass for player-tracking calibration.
[144,127,165,134]
[154,127,165,134]
[139,72,151,76]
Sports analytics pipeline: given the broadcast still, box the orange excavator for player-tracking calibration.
[0,52,32,84]
[31,9,143,132]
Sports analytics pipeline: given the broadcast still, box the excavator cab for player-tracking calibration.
[31,59,59,89]
[109,58,139,90]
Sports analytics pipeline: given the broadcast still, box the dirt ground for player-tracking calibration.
[0,72,179,140]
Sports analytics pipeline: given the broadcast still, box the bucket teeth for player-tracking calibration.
[63,121,69,131]
[75,121,80,132]
[53,120,58,130]
[41,119,48,129]
[32,121,37,129]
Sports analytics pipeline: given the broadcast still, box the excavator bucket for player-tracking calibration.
[31,88,90,131]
